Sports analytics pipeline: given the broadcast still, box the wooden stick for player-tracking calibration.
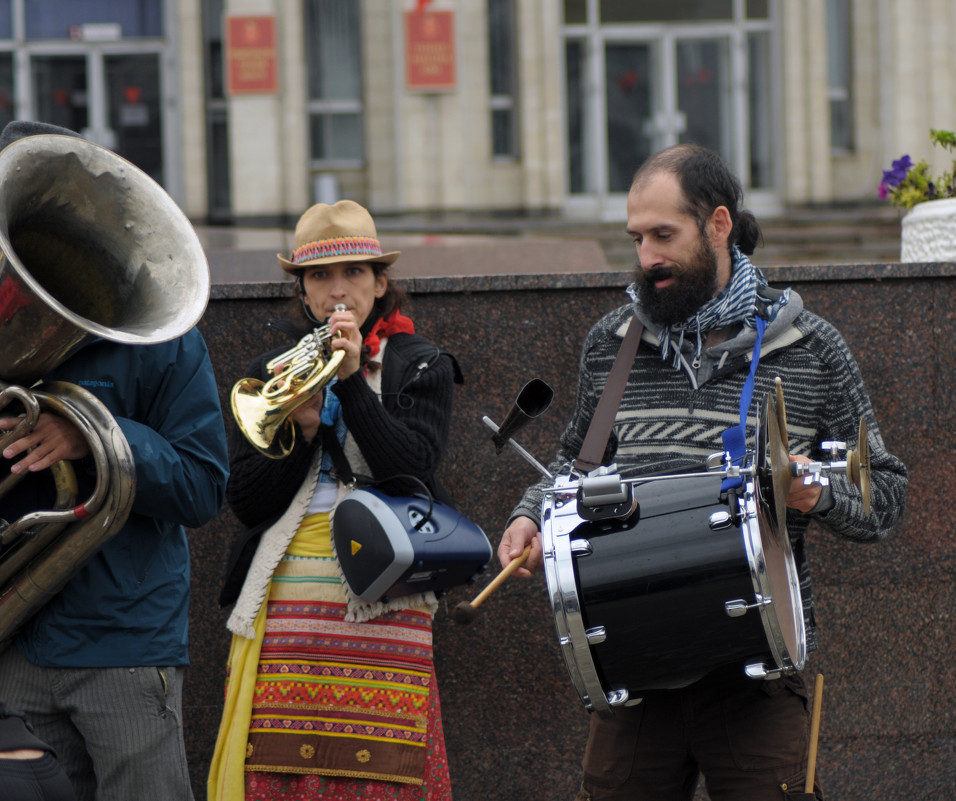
[805,673,825,794]
[451,545,532,624]
[470,544,531,609]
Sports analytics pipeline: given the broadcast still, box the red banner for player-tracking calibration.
[225,15,278,95]
[405,11,456,92]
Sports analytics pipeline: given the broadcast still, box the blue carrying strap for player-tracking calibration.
[720,314,767,492]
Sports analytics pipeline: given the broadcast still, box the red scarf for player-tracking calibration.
[363,310,415,359]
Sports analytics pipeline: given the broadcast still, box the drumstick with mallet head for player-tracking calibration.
[452,544,532,625]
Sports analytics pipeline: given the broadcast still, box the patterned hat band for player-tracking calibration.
[292,235,384,265]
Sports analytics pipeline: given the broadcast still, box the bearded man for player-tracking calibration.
[498,144,907,801]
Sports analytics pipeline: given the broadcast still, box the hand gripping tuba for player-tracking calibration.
[0,133,211,649]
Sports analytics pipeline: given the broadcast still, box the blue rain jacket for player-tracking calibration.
[4,328,229,667]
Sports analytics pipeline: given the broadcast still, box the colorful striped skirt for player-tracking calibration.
[208,514,452,801]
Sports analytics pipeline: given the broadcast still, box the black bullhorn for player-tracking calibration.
[492,378,554,454]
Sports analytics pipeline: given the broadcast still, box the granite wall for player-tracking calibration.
[186,260,955,801]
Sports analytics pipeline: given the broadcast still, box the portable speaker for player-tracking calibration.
[333,488,492,603]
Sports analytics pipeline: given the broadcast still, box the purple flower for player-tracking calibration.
[881,155,913,188]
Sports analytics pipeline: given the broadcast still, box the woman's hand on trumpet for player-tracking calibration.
[325,305,363,381]
[498,515,543,578]
[0,412,89,474]
[286,393,324,445]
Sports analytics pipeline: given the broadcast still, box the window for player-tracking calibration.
[565,39,586,193]
[305,0,363,164]
[203,0,230,220]
[203,0,225,101]
[600,0,733,23]
[25,0,162,39]
[31,56,88,133]
[488,0,517,158]
[826,0,853,152]
[0,53,13,131]
[0,1,10,39]
[563,0,586,24]
[748,31,773,188]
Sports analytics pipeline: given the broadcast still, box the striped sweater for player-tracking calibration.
[511,290,908,651]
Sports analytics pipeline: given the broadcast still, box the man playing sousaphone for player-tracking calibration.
[0,121,229,801]
[499,145,907,801]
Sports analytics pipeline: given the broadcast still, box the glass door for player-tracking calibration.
[675,36,733,161]
[30,51,164,185]
[105,54,162,184]
[31,55,89,134]
[604,43,656,193]
[565,16,777,217]
[601,35,734,195]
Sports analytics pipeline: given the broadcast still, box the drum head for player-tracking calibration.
[745,484,806,670]
[747,395,805,670]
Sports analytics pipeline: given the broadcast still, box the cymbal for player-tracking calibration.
[775,377,789,450]
[846,417,872,517]
[764,393,792,534]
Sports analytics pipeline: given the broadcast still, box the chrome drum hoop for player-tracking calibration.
[541,475,614,716]
[738,474,807,674]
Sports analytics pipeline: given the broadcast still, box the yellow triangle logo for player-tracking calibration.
[350,540,362,556]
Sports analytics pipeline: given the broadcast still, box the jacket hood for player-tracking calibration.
[629,285,806,387]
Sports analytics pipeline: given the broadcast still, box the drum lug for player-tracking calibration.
[744,662,790,680]
[585,626,606,645]
[570,538,593,556]
[708,510,733,530]
[724,595,771,618]
[606,689,639,707]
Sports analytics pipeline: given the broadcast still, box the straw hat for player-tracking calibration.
[278,200,400,273]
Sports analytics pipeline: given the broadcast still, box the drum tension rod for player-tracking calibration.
[725,595,773,618]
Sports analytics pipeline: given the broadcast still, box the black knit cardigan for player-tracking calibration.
[219,330,460,606]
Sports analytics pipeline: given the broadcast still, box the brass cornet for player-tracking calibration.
[230,305,347,459]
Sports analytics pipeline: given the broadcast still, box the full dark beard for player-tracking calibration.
[634,237,719,327]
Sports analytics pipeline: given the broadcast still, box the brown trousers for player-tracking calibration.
[573,664,824,801]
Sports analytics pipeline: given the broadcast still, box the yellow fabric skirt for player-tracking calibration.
[207,513,447,801]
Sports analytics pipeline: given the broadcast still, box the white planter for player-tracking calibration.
[900,197,956,262]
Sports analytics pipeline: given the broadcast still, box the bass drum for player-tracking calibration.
[542,460,805,716]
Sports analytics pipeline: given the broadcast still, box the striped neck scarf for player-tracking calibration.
[629,246,786,369]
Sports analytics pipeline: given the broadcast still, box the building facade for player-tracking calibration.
[1,0,953,224]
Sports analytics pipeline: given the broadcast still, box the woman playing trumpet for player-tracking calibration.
[208,201,461,801]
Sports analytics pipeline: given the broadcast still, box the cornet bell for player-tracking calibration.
[230,332,345,459]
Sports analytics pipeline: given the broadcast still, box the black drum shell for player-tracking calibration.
[573,474,772,694]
